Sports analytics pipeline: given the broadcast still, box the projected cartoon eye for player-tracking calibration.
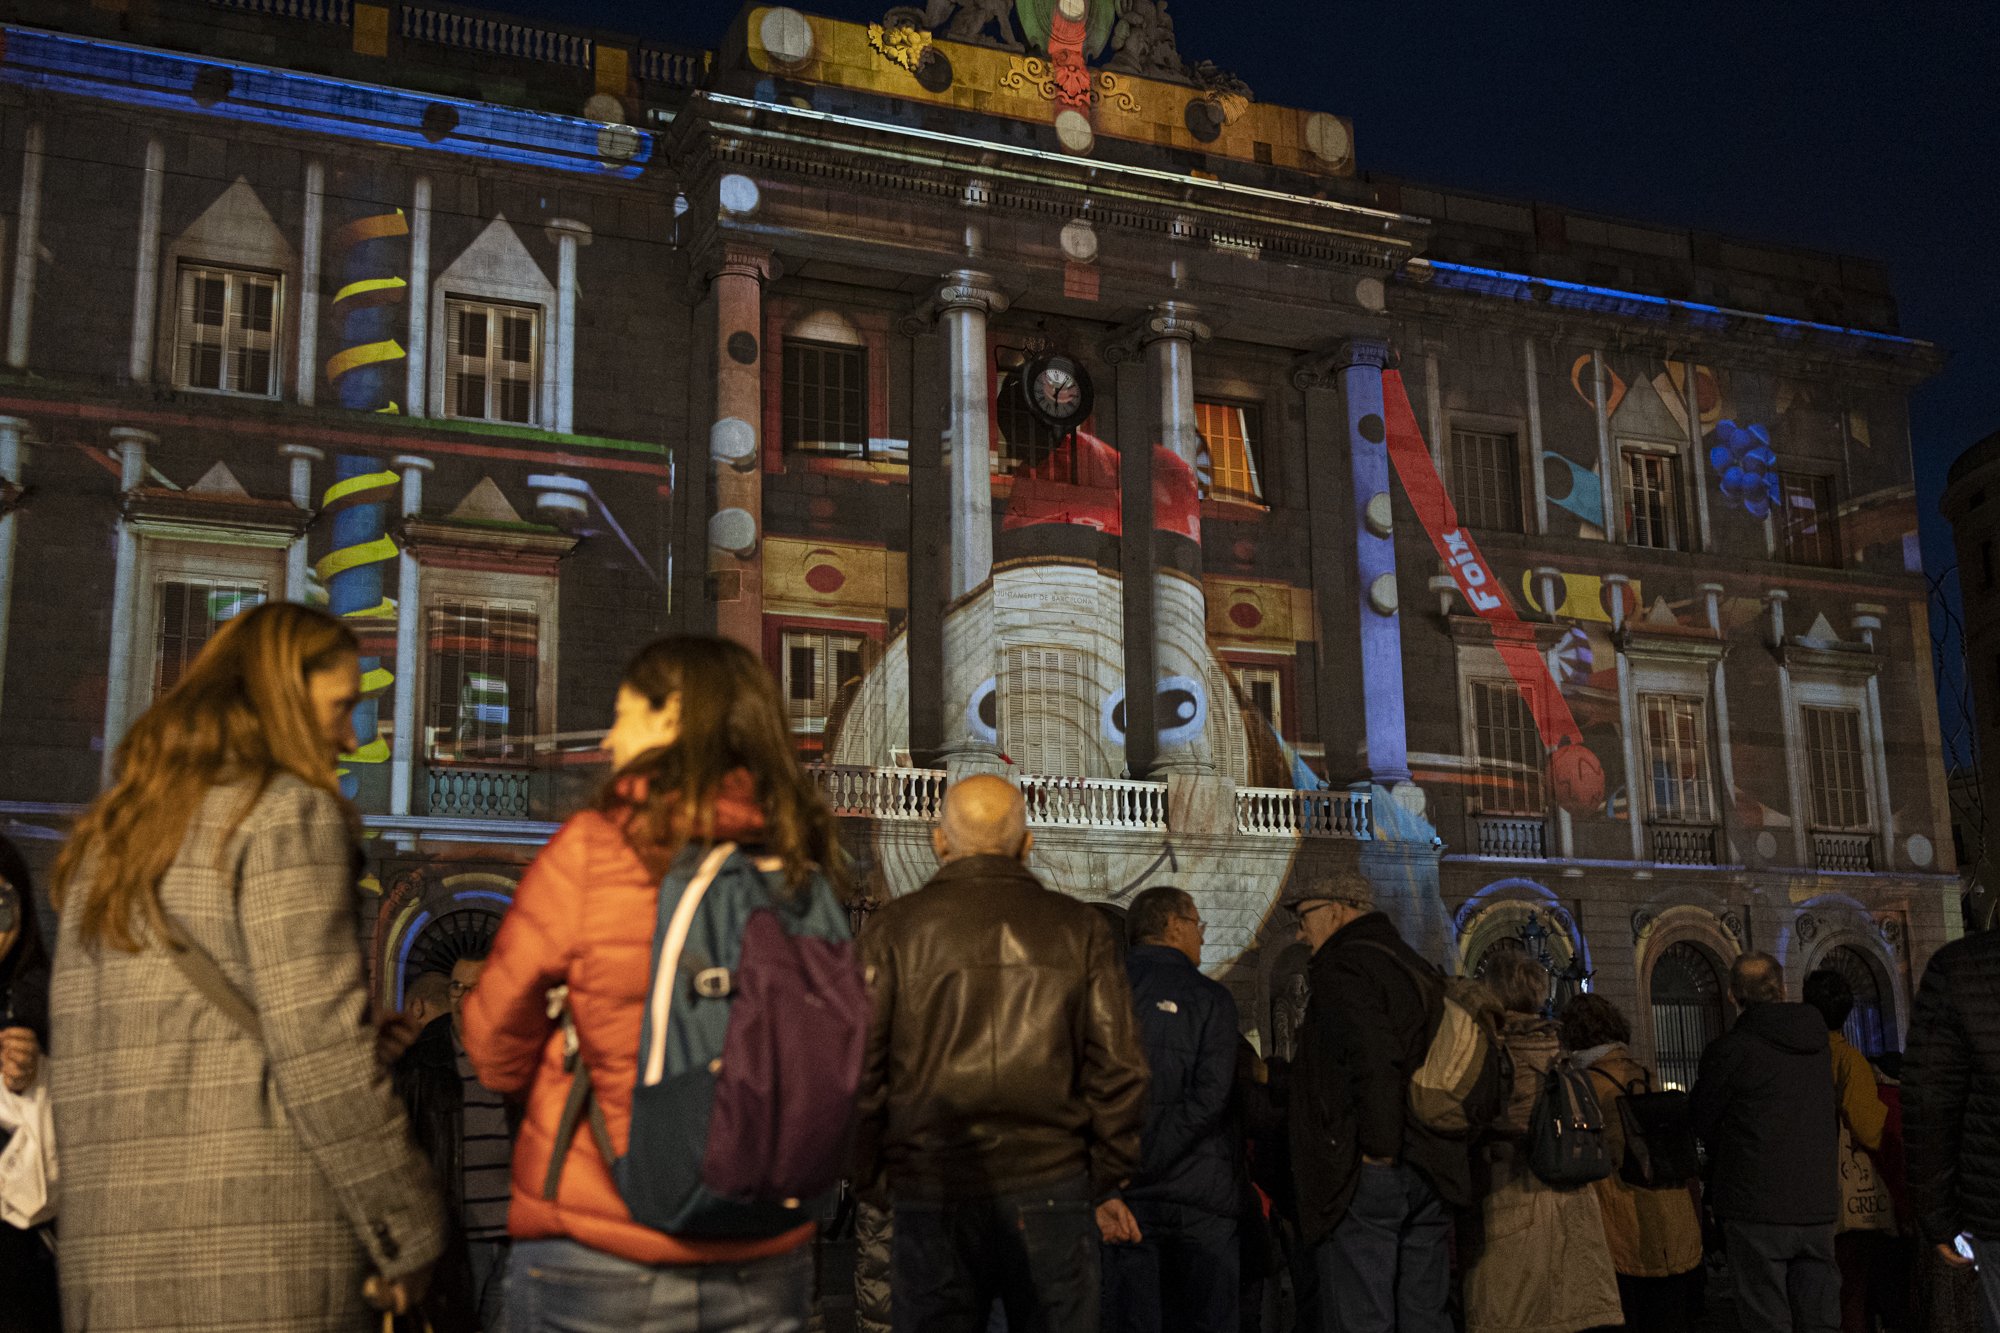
[967,678,998,746]
[1156,675,1208,748]
[1103,688,1128,744]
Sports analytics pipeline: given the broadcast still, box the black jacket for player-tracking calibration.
[1689,1001,1838,1226]
[390,1017,476,1333]
[1289,912,1469,1244]
[1122,943,1240,1217]
[1903,929,2000,1244]
[0,836,49,1048]
[855,855,1148,1201]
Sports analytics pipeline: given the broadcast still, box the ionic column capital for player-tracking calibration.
[934,269,1008,318]
[1333,337,1393,373]
[1140,300,1210,346]
[705,242,778,286]
[545,217,593,247]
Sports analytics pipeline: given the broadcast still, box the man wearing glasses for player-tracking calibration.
[1286,876,1467,1333]
[1100,885,1242,1333]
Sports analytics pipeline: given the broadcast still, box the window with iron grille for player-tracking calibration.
[1194,401,1264,503]
[1779,472,1840,568]
[1640,693,1715,824]
[1232,665,1283,736]
[1803,705,1872,831]
[1622,448,1683,550]
[780,629,865,741]
[1001,645,1087,777]
[1650,941,1725,1091]
[992,368,1054,474]
[445,297,539,424]
[783,339,868,456]
[176,265,281,397]
[1470,678,1545,815]
[1448,429,1522,533]
[153,578,267,698]
[426,601,539,763]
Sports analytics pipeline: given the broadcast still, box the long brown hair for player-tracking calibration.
[602,635,842,891]
[54,602,359,951]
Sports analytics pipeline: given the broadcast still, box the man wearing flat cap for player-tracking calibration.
[1286,873,1469,1333]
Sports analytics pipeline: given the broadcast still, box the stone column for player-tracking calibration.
[0,418,28,727]
[1339,338,1411,786]
[1145,301,1216,778]
[1592,349,1617,537]
[7,123,44,370]
[706,244,774,651]
[1852,603,1896,869]
[1769,589,1809,866]
[279,444,323,600]
[934,271,1008,776]
[404,176,432,415]
[546,219,591,434]
[1701,581,1739,863]
[297,159,325,406]
[101,428,155,780]
[389,455,433,817]
[127,137,165,384]
[1608,572,1645,861]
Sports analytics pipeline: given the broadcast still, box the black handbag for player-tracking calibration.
[1609,1069,1702,1189]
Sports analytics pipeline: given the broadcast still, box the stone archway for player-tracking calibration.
[1633,905,1741,1083]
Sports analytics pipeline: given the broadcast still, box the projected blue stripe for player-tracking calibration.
[1418,259,1925,349]
[0,26,651,179]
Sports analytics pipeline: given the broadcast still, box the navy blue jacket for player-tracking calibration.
[1123,943,1240,1218]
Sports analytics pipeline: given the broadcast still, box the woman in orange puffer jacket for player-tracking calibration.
[461,635,844,1333]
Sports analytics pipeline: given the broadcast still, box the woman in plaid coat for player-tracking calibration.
[49,604,446,1332]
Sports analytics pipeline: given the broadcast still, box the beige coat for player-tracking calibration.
[1462,1014,1625,1333]
[51,775,446,1332]
[1581,1044,1704,1278]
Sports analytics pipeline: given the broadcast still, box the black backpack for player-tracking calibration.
[1528,1054,1613,1187]
[1596,1068,1702,1189]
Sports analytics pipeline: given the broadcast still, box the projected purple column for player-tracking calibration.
[1341,338,1411,785]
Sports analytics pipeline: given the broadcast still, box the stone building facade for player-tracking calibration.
[0,0,1960,1075]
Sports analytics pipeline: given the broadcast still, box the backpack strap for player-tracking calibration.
[166,941,262,1042]
[541,987,616,1201]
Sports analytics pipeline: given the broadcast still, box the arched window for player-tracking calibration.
[1821,944,1891,1056]
[1651,941,1726,1091]
[1470,934,1529,982]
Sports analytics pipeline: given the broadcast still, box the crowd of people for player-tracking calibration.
[0,601,1993,1333]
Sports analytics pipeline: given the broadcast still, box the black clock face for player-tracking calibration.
[1023,355,1093,430]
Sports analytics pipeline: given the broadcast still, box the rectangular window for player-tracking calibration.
[1640,693,1715,824]
[425,601,540,763]
[1780,472,1840,568]
[176,265,280,397]
[783,339,869,456]
[1194,401,1264,503]
[153,578,267,698]
[1803,705,1872,831]
[1622,449,1683,551]
[1470,678,1545,815]
[780,629,865,739]
[1001,645,1086,777]
[445,298,539,425]
[1232,665,1283,736]
[1448,429,1523,533]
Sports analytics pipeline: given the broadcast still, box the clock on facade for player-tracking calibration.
[1022,354,1093,434]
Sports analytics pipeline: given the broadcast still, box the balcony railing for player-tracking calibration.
[638,45,711,87]
[1813,831,1876,873]
[1019,776,1167,830]
[1475,814,1548,859]
[810,764,948,822]
[1651,823,1720,867]
[401,4,594,66]
[209,0,351,21]
[425,764,536,819]
[1236,787,1373,839]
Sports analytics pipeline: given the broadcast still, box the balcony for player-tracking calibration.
[802,767,1371,840]
[1651,823,1720,867]
[1236,787,1373,839]
[1474,814,1548,859]
[423,764,541,819]
[1812,831,1876,873]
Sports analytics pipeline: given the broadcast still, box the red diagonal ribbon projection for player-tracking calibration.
[1382,369,1585,753]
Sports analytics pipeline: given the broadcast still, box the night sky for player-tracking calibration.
[499,0,1997,652]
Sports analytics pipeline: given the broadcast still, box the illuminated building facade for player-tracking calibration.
[0,0,1960,1069]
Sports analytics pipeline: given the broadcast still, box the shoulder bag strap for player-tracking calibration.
[167,943,262,1042]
